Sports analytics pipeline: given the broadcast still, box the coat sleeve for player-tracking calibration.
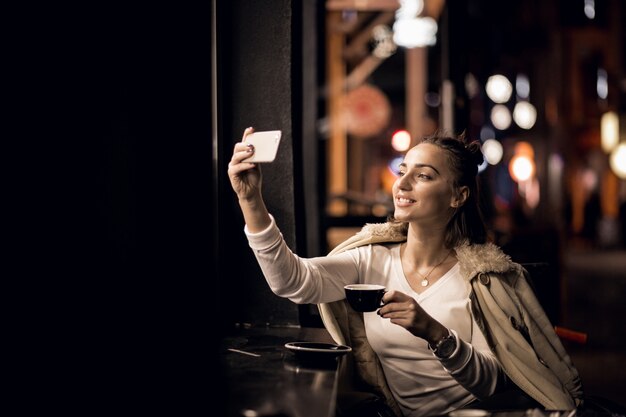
[515,267,584,405]
[439,327,508,400]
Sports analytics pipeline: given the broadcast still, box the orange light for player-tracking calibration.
[514,141,534,157]
[509,155,535,182]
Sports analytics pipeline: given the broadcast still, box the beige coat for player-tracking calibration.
[318,222,583,416]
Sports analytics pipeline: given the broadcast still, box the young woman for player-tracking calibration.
[228,128,583,417]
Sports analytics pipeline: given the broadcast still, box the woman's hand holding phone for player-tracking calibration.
[242,130,282,163]
[228,127,274,232]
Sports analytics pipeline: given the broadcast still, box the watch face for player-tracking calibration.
[435,336,456,358]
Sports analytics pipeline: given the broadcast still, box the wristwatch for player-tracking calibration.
[429,329,456,359]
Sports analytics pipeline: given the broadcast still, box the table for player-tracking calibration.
[219,327,624,417]
[219,325,341,417]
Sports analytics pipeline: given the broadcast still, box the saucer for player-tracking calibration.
[448,409,490,417]
[284,342,352,362]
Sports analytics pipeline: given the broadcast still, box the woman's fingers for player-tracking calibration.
[378,302,413,318]
[241,126,254,141]
[231,141,254,161]
[230,127,256,164]
[228,160,256,177]
[381,289,398,304]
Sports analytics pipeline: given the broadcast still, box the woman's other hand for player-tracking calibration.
[228,127,262,201]
[378,290,448,345]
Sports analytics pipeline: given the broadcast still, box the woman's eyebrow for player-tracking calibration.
[398,162,440,175]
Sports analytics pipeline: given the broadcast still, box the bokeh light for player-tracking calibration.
[388,155,404,177]
[391,130,411,152]
[509,155,535,182]
[515,74,530,99]
[486,74,513,103]
[480,126,495,141]
[514,141,535,157]
[513,101,537,129]
[482,139,504,165]
[392,17,437,48]
[609,143,626,179]
[491,104,512,130]
[601,111,619,153]
[597,68,608,99]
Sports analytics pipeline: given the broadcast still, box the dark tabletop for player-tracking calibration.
[219,327,624,417]
[219,325,342,417]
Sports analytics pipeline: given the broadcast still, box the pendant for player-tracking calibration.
[421,279,429,287]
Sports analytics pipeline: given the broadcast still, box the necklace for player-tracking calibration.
[415,250,452,287]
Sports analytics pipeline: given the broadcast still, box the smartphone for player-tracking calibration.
[243,130,282,163]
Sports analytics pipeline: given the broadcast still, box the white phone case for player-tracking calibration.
[243,130,282,163]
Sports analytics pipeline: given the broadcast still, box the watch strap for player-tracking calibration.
[429,329,456,359]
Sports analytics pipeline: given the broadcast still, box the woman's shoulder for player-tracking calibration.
[328,221,407,255]
[455,241,522,278]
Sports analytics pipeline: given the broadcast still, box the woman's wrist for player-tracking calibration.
[426,322,450,347]
[239,196,271,233]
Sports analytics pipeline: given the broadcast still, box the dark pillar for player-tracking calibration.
[215,0,319,330]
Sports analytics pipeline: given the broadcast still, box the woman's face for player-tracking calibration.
[392,143,459,224]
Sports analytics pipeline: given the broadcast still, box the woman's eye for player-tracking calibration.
[418,173,431,180]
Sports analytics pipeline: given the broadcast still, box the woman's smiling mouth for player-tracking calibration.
[396,196,416,206]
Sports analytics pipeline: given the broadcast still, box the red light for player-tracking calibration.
[391,130,411,152]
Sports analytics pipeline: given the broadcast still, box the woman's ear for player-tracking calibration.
[451,186,469,208]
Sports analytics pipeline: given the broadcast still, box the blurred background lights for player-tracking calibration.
[424,92,441,107]
[482,139,503,165]
[396,0,424,20]
[392,17,438,48]
[549,153,564,172]
[581,168,598,191]
[478,158,489,174]
[597,68,608,99]
[480,126,495,141]
[584,0,596,19]
[509,155,535,182]
[609,143,626,179]
[601,111,619,153]
[486,74,513,103]
[490,104,512,130]
[509,141,536,182]
[513,101,537,129]
[391,129,412,152]
[515,74,530,99]
[388,155,404,177]
[514,141,534,157]
[464,73,479,99]
[371,25,397,59]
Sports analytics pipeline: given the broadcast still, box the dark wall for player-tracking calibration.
[20,3,218,413]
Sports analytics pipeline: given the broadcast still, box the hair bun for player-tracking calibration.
[466,140,484,167]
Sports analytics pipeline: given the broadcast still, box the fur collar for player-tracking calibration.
[357,221,408,241]
[351,222,516,278]
[455,242,515,278]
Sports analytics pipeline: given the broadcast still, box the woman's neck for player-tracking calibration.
[403,223,450,267]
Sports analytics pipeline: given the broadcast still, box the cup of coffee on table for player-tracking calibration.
[344,284,386,312]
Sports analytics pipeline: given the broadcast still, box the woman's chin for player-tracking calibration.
[392,211,409,221]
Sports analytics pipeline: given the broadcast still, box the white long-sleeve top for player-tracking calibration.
[245,216,505,417]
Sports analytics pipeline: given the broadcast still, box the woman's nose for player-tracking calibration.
[396,175,411,190]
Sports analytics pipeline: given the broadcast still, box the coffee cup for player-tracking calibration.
[344,284,386,312]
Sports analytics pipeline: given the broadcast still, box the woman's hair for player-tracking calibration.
[390,130,487,247]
